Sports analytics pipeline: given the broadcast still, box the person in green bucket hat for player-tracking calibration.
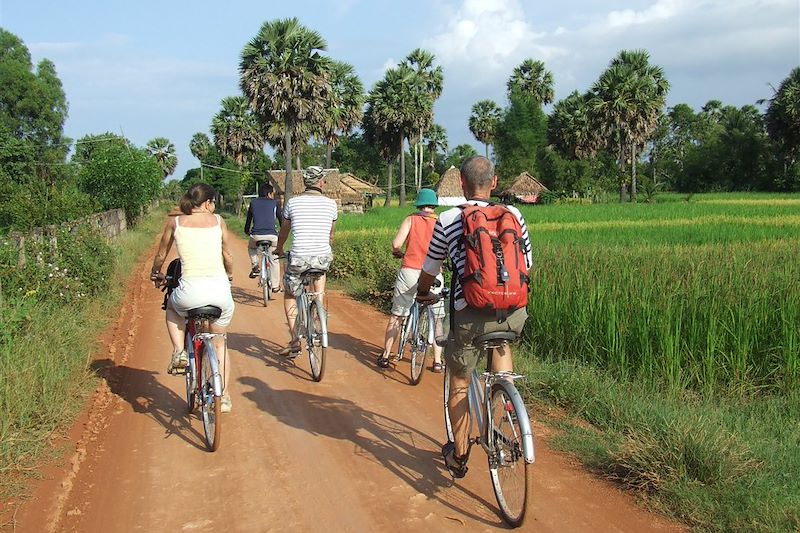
[377,188,446,372]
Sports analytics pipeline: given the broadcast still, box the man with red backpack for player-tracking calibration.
[416,155,532,478]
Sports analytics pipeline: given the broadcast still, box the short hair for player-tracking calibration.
[261,183,274,196]
[460,156,494,190]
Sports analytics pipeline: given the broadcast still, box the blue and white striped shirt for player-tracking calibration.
[422,201,532,311]
[283,191,338,256]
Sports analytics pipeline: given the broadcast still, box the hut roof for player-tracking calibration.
[267,168,363,205]
[340,173,383,195]
[501,172,549,196]
[433,166,464,198]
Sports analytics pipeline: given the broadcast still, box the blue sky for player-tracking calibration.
[2,0,798,181]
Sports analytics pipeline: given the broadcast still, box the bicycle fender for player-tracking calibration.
[205,341,224,397]
[498,380,535,463]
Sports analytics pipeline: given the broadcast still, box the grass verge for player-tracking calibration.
[0,206,168,503]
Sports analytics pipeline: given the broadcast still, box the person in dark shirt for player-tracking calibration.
[244,183,283,288]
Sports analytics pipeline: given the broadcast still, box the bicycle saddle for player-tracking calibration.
[472,331,518,349]
[187,306,222,319]
[301,269,326,277]
[255,240,273,248]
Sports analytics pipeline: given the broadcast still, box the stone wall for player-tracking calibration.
[9,208,127,266]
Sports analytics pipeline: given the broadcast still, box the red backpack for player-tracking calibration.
[459,203,530,318]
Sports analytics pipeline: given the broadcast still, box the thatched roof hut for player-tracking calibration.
[267,169,371,212]
[340,173,383,196]
[433,166,466,206]
[500,172,549,204]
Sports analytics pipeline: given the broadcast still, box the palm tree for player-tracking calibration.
[318,60,364,168]
[210,96,263,168]
[765,67,800,176]
[240,18,332,204]
[424,124,448,175]
[189,132,210,162]
[401,49,443,190]
[363,100,401,206]
[548,91,597,159]
[146,137,177,179]
[589,49,669,201]
[507,59,554,106]
[468,99,501,158]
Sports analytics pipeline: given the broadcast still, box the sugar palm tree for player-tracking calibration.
[589,49,669,201]
[189,132,210,162]
[507,59,554,106]
[211,96,263,168]
[146,137,177,179]
[402,49,443,190]
[363,99,401,206]
[765,67,800,174]
[548,91,597,159]
[468,99,501,158]
[424,124,448,174]
[240,18,332,204]
[318,60,364,168]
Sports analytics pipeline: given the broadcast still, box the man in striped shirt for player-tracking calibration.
[417,155,532,478]
[275,166,338,356]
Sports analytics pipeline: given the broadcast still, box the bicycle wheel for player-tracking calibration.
[396,312,412,363]
[260,255,270,307]
[199,342,221,452]
[307,299,326,382]
[184,332,196,413]
[443,365,455,443]
[409,307,429,385]
[488,381,531,527]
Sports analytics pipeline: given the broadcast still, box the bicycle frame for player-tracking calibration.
[401,301,435,349]
[185,318,224,398]
[295,279,328,347]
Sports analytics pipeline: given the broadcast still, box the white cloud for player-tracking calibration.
[29,41,85,54]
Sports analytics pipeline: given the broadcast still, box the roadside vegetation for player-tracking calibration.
[331,195,800,532]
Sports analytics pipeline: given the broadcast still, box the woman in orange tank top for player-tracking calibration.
[377,189,445,371]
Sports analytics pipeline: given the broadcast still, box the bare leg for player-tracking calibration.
[313,274,326,307]
[284,293,299,344]
[448,373,471,458]
[165,306,185,352]
[433,343,443,365]
[383,315,403,356]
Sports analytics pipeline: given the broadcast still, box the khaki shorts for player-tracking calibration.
[391,268,445,318]
[443,306,528,378]
[284,253,332,296]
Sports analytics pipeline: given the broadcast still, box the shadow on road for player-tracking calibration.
[328,331,415,386]
[91,359,207,451]
[227,332,316,382]
[237,375,503,527]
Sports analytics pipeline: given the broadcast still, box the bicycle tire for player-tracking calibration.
[260,255,270,307]
[199,342,221,452]
[488,381,531,527]
[307,299,326,382]
[443,365,455,443]
[409,306,429,385]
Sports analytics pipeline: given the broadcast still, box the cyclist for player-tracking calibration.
[275,166,338,356]
[416,156,532,477]
[377,188,445,373]
[244,182,283,290]
[150,183,236,412]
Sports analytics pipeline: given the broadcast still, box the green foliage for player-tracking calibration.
[332,133,386,183]
[77,136,162,223]
[494,93,548,182]
[444,143,477,170]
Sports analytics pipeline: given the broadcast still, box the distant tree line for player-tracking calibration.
[1,29,175,231]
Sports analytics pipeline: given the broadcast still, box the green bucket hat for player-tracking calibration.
[415,188,438,208]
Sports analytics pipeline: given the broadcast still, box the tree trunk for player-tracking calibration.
[399,137,406,206]
[420,137,425,190]
[631,143,638,203]
[485,143,489,158]
[295,155,301,172]
[284,122,293,205]
[326,143,332,168]
[384,162,394,207]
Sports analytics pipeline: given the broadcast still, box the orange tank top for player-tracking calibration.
[401,212,437,270]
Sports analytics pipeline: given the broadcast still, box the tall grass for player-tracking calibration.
[0,207,167,498]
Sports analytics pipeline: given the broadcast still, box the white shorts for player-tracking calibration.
[391,268,445,318]
[169,276,235,327]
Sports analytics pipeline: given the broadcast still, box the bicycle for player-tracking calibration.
[396,284,447,385]
[159,270,225,452]
[442,331,535,527]
[255,239,275,307]
[291,268,329,382]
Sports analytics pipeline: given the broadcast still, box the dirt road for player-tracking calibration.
[11,234,684,532]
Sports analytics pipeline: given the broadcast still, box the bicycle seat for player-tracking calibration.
[256,240,273,248]
[301,269,326,278]
[187,306,222,319]
[472,331,518,349]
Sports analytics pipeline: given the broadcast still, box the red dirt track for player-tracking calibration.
[9,233,685,532]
